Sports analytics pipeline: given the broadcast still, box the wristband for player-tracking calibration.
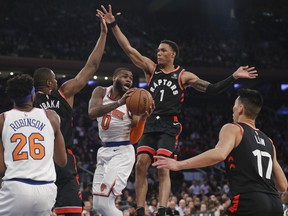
[117,100,122,106]
[107,20,117,28]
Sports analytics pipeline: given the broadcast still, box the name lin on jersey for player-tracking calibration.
[149,79,179,95]
[39,100,60,109]
[254,131,265,146]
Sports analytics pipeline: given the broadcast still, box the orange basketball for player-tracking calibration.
[126,88,153,115]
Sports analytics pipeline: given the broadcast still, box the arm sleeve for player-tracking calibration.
[130,118,146,144]
[205,75,236,95]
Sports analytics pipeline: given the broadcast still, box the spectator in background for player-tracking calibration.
[176,199,186,216]
[166,200,180,216]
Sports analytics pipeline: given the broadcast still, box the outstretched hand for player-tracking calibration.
[96,11,108,34]
[97,4,121,24]
[233,66,258,79]
[152,156,180,171]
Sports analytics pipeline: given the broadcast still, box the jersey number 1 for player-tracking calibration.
[12,133,45,161]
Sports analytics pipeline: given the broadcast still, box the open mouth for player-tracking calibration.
[123,85,130,91]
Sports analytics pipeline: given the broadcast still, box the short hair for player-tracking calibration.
[112,67,132,78]
[237,88,263,118]
[6,74,34,100]
[33,67,53,89]
[160,40,179,59]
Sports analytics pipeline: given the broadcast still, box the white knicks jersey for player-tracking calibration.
[97,86,132,143]
[2,108,56,182]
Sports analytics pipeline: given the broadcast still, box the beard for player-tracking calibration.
[115,79,126,95]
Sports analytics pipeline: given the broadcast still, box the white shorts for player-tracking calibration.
[93,144,135,196]
[0,180,57,216]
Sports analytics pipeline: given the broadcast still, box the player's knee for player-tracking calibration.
[136,158,149,173]
[93,196,105,211]
[157,167,170,179]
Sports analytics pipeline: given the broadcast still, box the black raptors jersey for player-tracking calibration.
[34,90,74,148]
[147,65,185,116]
[225,122,278,197]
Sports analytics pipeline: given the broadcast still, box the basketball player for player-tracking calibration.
[33,15,107,215]
[88,67,154,216]
[0,74,67,216]
[97,5,258,216]
[153,89,287,216]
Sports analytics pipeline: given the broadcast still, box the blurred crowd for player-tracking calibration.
[1,0,288,69]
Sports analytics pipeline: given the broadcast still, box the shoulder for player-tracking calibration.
[91,86,105,96]
[45,109,57,115]
[181,70,199,80]
[89,86,107,104]
[45,109,58,120]
[220,123,242,134]
[46,110,61,126]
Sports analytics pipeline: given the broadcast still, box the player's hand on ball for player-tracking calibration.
[118,88,137,105]
[140,101,155,119]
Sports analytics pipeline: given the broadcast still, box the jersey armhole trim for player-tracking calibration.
[231,122,244,135]
[179,69,186,90]
[58,89,67,100]
[147,64,157,85]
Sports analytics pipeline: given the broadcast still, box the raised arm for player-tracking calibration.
[47,110,67,167]
[272,144,288,192]
[97,4,155,81]
[182,66,258,93]
[153,123,240,171]
[59,15,108,104]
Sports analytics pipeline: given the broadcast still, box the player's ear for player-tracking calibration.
[239,104,244,115]
[47,80,52,87]
[171,52,176,58]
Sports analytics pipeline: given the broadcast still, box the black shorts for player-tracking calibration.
[137,115,181,161]
[143,115,182,136]
[54,149,83,215]
[226,192,283,216]
[137,132,178,161]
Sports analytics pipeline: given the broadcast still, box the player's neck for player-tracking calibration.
[14,103,33,112]
[110,88,122,101]
[238,117,256,129]
[159,63,175,72]
[37,86,51,94]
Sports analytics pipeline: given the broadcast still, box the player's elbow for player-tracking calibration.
[276,181,288,193]
[215,149,228,162]
[88,109,98,120]
[88,112,94,120]
[55,155,67,167]
[218,153,227,162]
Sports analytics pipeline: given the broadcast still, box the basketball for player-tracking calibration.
[126,88,153,115]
